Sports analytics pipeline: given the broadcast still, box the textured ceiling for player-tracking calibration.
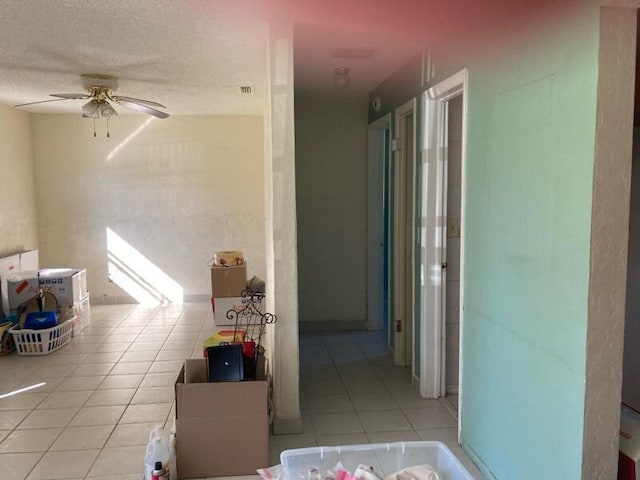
[0,0,269,115]
[0,0,574,116]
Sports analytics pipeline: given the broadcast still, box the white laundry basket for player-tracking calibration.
[281,442,475,480]
[9,317,74,355]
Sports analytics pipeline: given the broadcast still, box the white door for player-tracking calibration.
[393,99,417,366]
[367,115,392,332]
[419,70,467,402]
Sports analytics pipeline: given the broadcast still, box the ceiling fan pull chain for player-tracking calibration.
[93,119,96,138]
[106,118,110,138]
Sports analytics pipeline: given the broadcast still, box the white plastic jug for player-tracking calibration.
[144,425,174,480]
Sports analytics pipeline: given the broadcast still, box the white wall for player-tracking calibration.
[582,8,636,477]
[30,114,265,304]
[0,104,38,257]
[265,22,302,434]
[294,91,369,329]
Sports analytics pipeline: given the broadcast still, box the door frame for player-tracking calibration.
[393,98,417,366]
[419,69,468,402]
[366,114,392,332]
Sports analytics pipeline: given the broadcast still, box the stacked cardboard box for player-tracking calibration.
[210,263,247,326]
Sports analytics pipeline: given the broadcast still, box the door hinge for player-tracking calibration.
[441,262,448,270]
[396,320,402,332]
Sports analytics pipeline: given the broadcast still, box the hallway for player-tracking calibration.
[270,330,483,478]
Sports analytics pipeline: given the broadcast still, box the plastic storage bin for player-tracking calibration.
[9,317,74,355]
[71,294,90,336]
[281,442,474,480]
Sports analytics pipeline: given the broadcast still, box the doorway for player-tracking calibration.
[366,114,392,335]
[392,99,417,367]
[419,70,468,405]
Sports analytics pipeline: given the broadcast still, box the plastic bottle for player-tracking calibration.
[151,461,166,480]
[144,426,171,480]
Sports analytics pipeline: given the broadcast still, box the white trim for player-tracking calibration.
[427,70,466,101]
[366,114,392,331]
[393,98,417,367]
[419,93,445,398]
[458,71,469,445]
[419,69,469,443]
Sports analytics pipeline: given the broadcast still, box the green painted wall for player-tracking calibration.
[460,6,599,479]
[370,2,602,478]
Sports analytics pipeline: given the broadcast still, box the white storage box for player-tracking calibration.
[9,317,74,355]
[281,442,474,480]
[0,253,20,315]
[71,294,90,336]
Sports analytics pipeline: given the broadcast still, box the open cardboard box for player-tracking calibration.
[174,358,268,478]
[210,263,247,298]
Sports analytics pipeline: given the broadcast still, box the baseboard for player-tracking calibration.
[299,320,367,333]
[90,295,210,306]
[184,294,210,303]
[272,415,303,435]
[461,440,497,480]
[90,295,137,305]
[439,397,458,418]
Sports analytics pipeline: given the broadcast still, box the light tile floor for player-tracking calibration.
[284,331,483,478]
[0,303,483,479]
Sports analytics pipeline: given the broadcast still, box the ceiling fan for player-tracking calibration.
[15,74,169,137]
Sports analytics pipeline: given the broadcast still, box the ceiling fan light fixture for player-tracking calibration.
[99,102,117,118]
[16,75,169,134]
[81,99,100,119]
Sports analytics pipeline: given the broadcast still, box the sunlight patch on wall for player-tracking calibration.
[106,117,155,162]
[106,227,183,305]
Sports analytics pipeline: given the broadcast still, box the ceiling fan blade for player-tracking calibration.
[111,95,166,109]
[50,93,90,100]
[116,99,169,119]
[15,98,71,107]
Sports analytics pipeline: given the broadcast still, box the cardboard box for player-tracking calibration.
[6,269,87,313]
[175,359,268,478]
[210,264,247,298]
[211,295,265,326]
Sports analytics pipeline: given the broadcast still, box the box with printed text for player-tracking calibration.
[7,269,87,313]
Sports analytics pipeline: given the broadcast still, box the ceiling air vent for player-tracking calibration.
[240,86,253,94]
[333,48,375,59]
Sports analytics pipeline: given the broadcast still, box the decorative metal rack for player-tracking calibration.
[225,291,276,359]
